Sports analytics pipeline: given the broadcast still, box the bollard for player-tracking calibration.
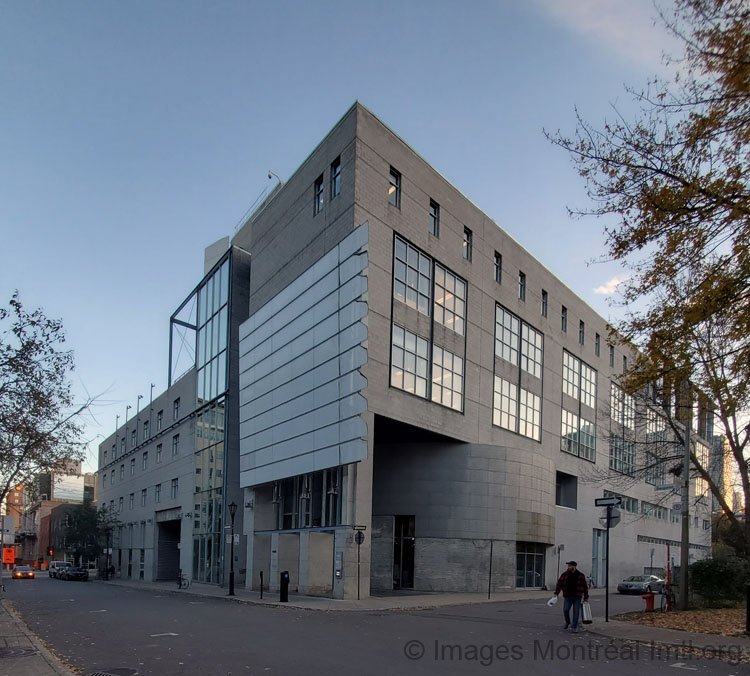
[280,570,289,603]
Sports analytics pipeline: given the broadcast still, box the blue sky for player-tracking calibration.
[0,1,677,472]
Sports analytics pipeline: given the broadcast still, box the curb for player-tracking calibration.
[1,599,77,675]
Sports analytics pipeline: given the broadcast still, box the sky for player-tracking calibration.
[0,0,680,473]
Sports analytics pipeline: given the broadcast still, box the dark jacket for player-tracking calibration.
[555,569,589,599]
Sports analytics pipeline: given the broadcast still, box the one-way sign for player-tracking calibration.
[595,497,622,507]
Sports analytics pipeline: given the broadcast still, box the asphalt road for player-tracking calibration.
[4,576,747,676]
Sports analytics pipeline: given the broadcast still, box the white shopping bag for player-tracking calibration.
[582,601,593,624]
[547,596,558,606]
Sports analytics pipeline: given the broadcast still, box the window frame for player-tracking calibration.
[330,156,341,199]
[314,173,324,214]
[494,251,502,284]
[429,199,440,237]
[388,167,401,208]
[463,227,473,261]
[518,271,526,301]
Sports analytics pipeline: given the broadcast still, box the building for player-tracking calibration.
[98,103,712,597]
[16,463,95,566]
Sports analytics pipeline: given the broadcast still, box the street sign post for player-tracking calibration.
[354,530,365,600]
[594,499,621,623]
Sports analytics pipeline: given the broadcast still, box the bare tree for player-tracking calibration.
[0,292,92,509]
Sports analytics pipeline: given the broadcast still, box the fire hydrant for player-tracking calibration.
[642,592,655,612]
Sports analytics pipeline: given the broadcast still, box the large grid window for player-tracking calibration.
[391,324,429,398]
[609,436,636,475]
[393,237,432,316]
[495,305,543,379]
[197,259,229,404]
[493,376,540,441]
[563,352,580,400]
[610,383,635,429]
[694,442,709,502]
[563,351,597,409]
[495,306,520,365]
[520,324,543,378]
[431,346,463,412]
[645,409,668,485]
[561,409,579,454]
[561,409,596,461]
[493,376,518,431]
[434,264,466,335]
[518,389,541,441]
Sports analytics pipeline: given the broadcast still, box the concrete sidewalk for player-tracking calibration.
[0,599,74,676]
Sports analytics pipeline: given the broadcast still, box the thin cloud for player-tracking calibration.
[530,0,677,70]
[594,275,629,295]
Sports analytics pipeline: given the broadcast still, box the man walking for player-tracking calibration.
[554,560,589,632]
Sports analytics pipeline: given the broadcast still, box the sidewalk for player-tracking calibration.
[0,599,74,676]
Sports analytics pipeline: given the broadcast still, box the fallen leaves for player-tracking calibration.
[616,608,749,637]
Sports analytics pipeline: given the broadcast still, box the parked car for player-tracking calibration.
[48,561,72,579]
[12,565,35,580]
[617,574,665,594]
[61,566,89,582]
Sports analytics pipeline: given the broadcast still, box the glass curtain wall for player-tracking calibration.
[193,256,230,583]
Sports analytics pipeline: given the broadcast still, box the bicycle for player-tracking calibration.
[660,586,675,612]
[587,576,597,589]
[177,570,190,590]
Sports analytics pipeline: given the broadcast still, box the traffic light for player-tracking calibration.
[47,547,54,557]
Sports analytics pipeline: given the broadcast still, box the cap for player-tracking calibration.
[565,560,578,566]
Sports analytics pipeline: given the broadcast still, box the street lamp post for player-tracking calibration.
[228,502,237,596]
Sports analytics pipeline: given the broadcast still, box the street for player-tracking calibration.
[4,576,748,676]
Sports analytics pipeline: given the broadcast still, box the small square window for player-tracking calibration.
[518,271,526,301]
[429,199,440,237]
[388,167,401,208]
[579,320,585,345]
[595,333,601,357]
[314,174,324,214]
[541,290,548,317]
[463,227,472,261]
[561,306,567,332]
[556,472,578,509]
[494,252,502,284]
[330,156,341,199]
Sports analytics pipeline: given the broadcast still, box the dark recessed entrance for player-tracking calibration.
[393,515,415,589]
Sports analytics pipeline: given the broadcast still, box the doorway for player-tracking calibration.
[393,515,415,589]
[591,528,607,586]
[156,520,181,581]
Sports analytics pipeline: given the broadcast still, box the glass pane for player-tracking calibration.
[220,260,229,305]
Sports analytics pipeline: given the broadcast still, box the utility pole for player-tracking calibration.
[680,393,691,611]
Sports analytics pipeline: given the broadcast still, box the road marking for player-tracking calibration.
[89,609,107,613]
[670,664,698,671]
[150,632,179,637]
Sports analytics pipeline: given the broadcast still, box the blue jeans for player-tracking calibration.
[563,596,582,628]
